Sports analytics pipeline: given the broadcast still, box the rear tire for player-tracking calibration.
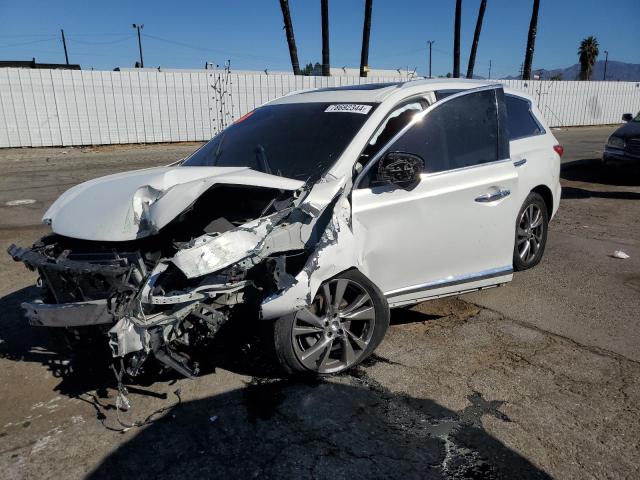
[273,269,389,375]
[513,192,549,271]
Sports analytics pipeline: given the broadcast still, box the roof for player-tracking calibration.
[269,78,506,105]
[310,66,418,78]
[0,60,80,70]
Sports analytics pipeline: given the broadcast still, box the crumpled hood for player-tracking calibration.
[44,166,304,241]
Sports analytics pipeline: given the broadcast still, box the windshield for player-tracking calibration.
[182,102,377,182]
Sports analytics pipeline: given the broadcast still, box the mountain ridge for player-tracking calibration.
[500,60,640,81]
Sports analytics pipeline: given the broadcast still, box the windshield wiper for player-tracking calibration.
[212,131,226,166]
[255,144,281,176]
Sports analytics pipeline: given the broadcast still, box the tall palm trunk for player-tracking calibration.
[321,0,330,76]
[279,0,301,75]
[359,0,373,77]
[522,0,540,80]
[466,0,487,79]
[453,0,462,78]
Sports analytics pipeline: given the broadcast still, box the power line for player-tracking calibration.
[67,35,134,45]
[368,46,425,61]
[0,33,59,38]
[53,32,133,37]
[0,32,134,38]
[142,33,286,61]
[432,47,452,56]
[0,37,57,49]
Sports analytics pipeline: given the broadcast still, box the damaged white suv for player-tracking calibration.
[8,80,562,377]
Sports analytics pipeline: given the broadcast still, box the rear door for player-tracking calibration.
[352,85,519,302]
[505,94,560,215]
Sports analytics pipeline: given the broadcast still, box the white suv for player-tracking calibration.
[9,80,562,378]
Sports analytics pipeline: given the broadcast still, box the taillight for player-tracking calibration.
[553,145,564,157]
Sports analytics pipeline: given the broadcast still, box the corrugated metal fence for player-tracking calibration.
[1,67,639,148]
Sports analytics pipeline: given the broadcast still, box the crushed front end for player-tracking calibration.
[7,177,345,380]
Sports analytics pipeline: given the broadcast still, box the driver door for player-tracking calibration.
[352,86,519,304]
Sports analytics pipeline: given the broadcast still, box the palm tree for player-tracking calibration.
[359,0,373,77]
[321,0,330,76]
[578,36,599,80]
[453,0,462,78]
[279,0,301,75]
[522,0,540,80]
[466,0,487,79]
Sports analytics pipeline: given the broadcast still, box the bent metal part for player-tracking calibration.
[7,165,356,378]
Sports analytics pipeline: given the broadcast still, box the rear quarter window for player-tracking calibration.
[506,96,544,140]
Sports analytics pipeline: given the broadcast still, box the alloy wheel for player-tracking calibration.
[517,203,544,264]
[291,278,376,374]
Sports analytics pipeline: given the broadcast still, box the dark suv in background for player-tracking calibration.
[603,112,640,165]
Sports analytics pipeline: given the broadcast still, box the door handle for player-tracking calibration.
[513,158,527,167]
[475,189,511,203]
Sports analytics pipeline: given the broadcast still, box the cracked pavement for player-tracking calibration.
[1,127,639,479]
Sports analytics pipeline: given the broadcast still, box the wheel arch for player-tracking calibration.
[531,184,553,219]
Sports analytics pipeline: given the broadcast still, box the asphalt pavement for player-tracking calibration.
[0,126,639,479]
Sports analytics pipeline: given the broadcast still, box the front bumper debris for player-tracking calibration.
[5,176,354,380]
[22,299,113,327]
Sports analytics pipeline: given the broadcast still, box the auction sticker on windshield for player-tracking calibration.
[325,104,372,114]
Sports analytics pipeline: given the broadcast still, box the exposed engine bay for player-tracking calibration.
[8,166,350,380]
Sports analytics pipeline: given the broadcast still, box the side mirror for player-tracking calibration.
[375,152,423,189]
[622,113,633,122]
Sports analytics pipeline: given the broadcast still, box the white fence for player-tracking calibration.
[0,68,639,148]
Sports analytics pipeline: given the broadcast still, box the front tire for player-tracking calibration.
[273,270,390,375]
[513,192,549,271]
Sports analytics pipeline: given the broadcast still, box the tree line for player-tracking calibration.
[279,1,602,81]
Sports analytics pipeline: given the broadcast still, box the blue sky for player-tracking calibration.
[0,0,637,77]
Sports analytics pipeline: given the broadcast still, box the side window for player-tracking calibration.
[385,89,505,174]
[434,89,463,101]
[506,96,543,140]
[360,101,425,163]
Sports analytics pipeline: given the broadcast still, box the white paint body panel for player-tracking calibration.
[508,101,562,218]
[353,160,519,297]
[263,81,561,312]
[44,166,304,241]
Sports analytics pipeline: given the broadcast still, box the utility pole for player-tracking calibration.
[359,0,373,78]
[60,29,69,65]
[321,0,330,76]
[488,60,492,79]
[132,24,144,68]
[453,0,461,77]
[603,50,609,81]
[426,41,434,78]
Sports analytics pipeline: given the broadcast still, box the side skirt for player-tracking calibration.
[384,266,513,308]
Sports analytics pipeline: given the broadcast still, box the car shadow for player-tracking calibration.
[390,306,443,325]
[0,287,453,390]
[561,186,640,200]
[2,290,551,477]
[0,285,94,388]
[86,372,551,479]
[0,286,185,399]
[561,158,640,187]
